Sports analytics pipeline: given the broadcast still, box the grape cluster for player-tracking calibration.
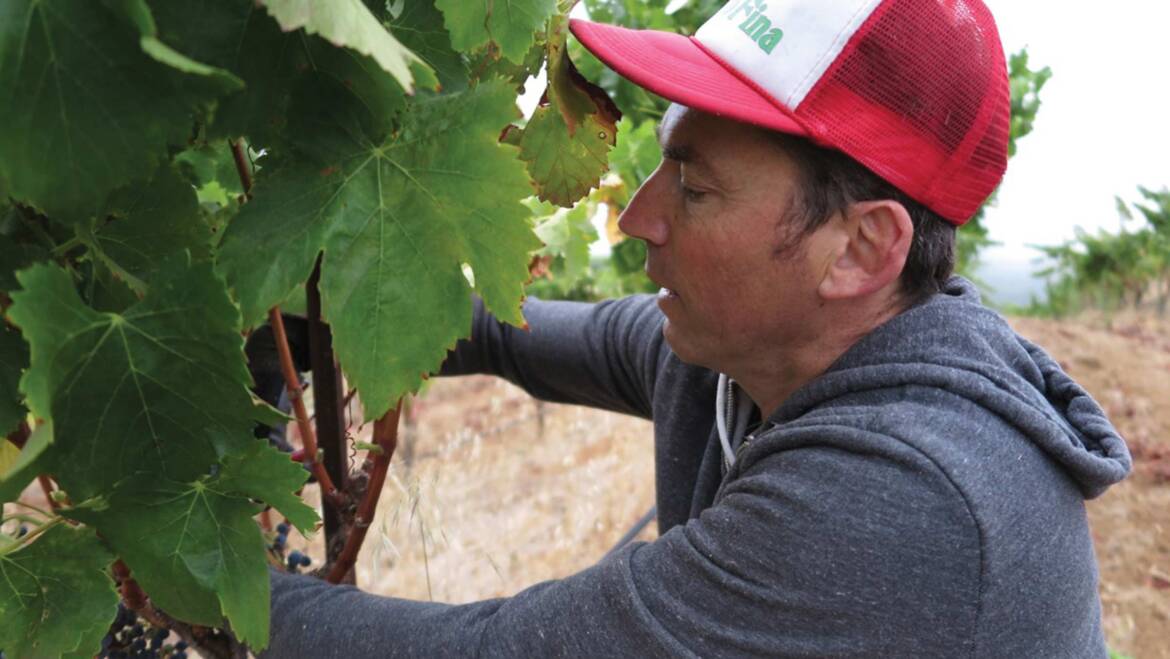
[287,549,312,573]
[97,604,189,659]
[272,521,290,552]
[270,521,313,572]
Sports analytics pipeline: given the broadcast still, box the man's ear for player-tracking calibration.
[817,200,913,300]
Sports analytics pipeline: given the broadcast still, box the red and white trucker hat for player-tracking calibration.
[569,0,1011,225]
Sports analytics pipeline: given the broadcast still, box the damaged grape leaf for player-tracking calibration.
[517,14,620,206]
[0,524,118,659]
[218,80,540,419]
[6,260,260,501]
[520,106,614,206]
[435,0,557,64]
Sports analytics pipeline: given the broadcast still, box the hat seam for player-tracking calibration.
[788,1,878,108]
[688,36,814,138]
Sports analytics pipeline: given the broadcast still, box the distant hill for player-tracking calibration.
[972,245,1050,308]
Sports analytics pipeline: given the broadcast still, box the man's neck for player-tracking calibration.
[730,299,904,418]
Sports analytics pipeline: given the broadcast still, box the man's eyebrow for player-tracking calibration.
[661,144,692,163]
[655,124,689,163]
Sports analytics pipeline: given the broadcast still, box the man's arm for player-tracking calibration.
[439,295,668,419]
[261,442,987,657]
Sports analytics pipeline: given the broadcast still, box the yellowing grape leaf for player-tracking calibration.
[0,524,118,659]
[0,441,17,477]
[259,0,434,93]
[0,1,227,222]
[435,0,557,63]
[6,260,259,501]
[516,13,619,207]
[218,80,541,419]
[0,422,51,504]
[520,106,614,207]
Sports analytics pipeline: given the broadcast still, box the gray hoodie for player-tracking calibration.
[265,277,1130,657]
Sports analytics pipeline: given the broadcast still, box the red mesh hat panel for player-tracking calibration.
[796,0,1010,224]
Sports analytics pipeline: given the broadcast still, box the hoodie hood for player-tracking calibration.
[768,277,1131,499]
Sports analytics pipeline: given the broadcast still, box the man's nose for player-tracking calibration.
[617,169,669,246]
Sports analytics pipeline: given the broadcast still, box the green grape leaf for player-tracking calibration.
[0,0,224,222]
[0,237,50,295]
[520,106,614,207]
[65,467,271,649]
[219,80,540,418]
[175,141,247,209]
[202,7,414,153]
[607,117,663,192]
[436,0,557,63]
[216,441,317,534]
[6,260,258,501]
[108,0,244,91]
[90,164,211,292]
[533,201,598,280]
[388,0,469,92]
[215,160,334,329]
[259,0,432,92]
[202,8,306,145]
[0,523,118,659]
[146,0,255,73]
[0,322,28,437]
[78,259,142,315]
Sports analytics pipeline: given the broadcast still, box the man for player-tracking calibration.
[265,0,1132,656]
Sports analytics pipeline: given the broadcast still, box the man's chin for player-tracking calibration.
[661,321,705,367]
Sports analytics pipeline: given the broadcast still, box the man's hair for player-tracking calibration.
[770,133,957,308]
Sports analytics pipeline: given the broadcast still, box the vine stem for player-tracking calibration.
[269,308,343,508]
[305,258,348,561]
[228,139,253,198]
[225,139,341,508]
[326,401,402,584]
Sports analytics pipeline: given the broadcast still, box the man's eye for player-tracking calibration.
[682,186,707,202]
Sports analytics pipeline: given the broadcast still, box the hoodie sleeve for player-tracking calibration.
[438,295,667,420]
[261,443,987,658]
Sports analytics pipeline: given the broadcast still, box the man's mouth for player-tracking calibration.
[657,287,679,301]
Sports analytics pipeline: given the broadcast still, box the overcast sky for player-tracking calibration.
[979,1,1170,259]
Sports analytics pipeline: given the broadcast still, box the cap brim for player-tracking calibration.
[569,18,806,136]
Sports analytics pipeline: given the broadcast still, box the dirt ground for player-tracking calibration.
[293,312,1168,658]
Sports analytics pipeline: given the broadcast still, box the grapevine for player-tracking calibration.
[0,0,1056,654]
[0,0,621,656]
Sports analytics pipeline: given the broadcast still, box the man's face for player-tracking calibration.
[618,105,833,372]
